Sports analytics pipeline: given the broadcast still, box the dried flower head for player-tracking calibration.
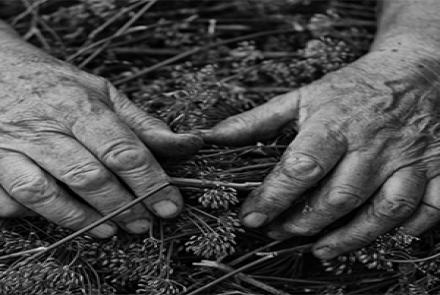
[198,186,239,210]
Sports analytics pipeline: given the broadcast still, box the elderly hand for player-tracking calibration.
[202,45,440,259]
[0,29,202,238]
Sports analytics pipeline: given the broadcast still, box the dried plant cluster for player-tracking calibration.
[1,0,439,294]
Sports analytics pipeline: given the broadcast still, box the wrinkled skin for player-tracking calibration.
[0,32,203,238]
[203,47,440,260]
[2,0,440,260]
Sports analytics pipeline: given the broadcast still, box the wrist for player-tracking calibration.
[345,44,440,90]
[371,33,440,61]
[367,32,440,79]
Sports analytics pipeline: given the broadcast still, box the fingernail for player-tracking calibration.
[126,219,151,234]
[152,200,178,218]
[243,212,267,228]
[313,245,335,259]
[92,223,117,238]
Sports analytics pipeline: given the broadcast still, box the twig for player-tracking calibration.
[114,28,296,86]
[0,183,171,262]
[229,240,282,267]
[331,19,376,28]
[12,0,47,26]
[256,243,313,256]
[110,47,184,56]
[86,1,145,42]
[113,17,376,86]
[145,2,235,18]
[385,251,440,263]
[78,0,158,68]
[197,260,291,295]
[345,278,398,295]
[67,24,164,62]
[197,145,288,157]
[170,177,261,190]
[196,146,256,158]
[0,177,258,261]
[224,163,275,173]
[250,275,332,285]
[186,255,275,295]
[0,246,46,260]
[244,86,293,93]
[110,47,302,59]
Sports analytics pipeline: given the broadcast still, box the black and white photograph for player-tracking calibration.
[0,0,438,294]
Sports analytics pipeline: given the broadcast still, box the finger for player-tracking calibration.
[201,91,300,146]
[107,83,203,157]
[268,152,384,238]
[22,135,153,234]
[0,185,31,217]
[71,101,183,219]
[313,167,425,260]
[0,151,116,238]
[401,175,440,235]
[241,120,347,228]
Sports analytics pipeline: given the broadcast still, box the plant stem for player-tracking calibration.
[170,177,261,190]
[385,251,440,263]
[78,0,158,68]
[186,255,275,295]
[113,28,296,85]
[0,183,171,262]
[256,243,313,256]
[0,246,46,260]
[197,260,292,295]
[229,240,282,267]
[224,162,275,173]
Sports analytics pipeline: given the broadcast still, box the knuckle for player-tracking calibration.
[57,208,88,228]
[374,195,417,220]
[61,162,112,190]
[70,86,104,106]
[216,114,255,135]
[224,114,251,128]
[304,119,347,145]
[326,185,364,210]
[278,154,323,185]
[349,230,375,246]
[10,174,59,206]
[245,187,288,213]
[254,187,290,210]
[102,141,149,171]
[325,122,347,144]
[133,115,165,131]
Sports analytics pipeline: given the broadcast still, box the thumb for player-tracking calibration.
[200,91,300,146]
[107,82,203,157]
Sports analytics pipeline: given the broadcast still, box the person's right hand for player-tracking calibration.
[201,44,440,259]
[0,32,202,238]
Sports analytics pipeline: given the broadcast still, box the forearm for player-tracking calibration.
[372,0,440,57]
